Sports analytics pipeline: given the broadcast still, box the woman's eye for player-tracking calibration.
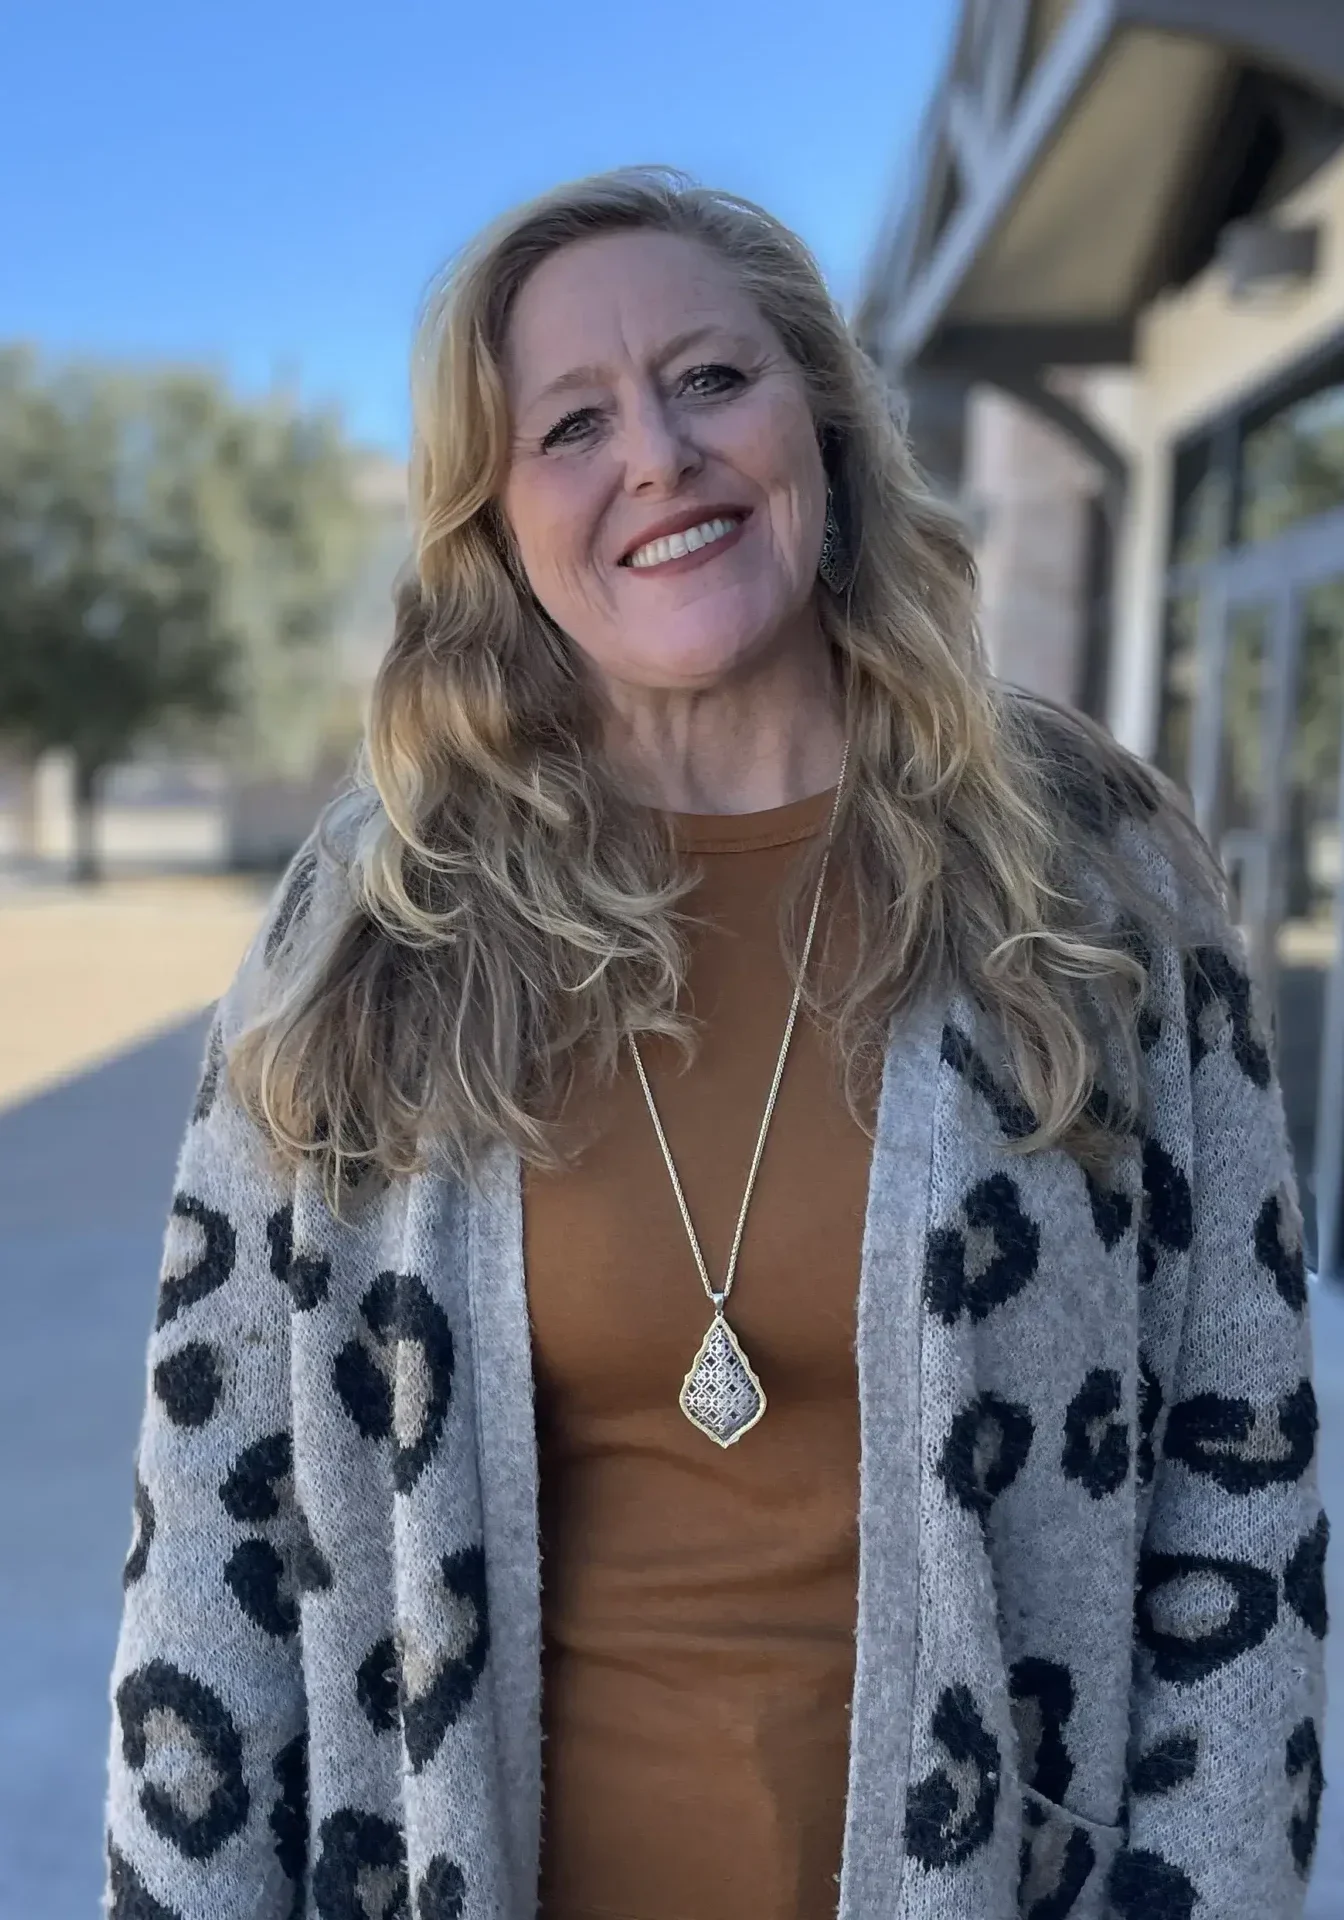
[541,408,598,452]
[681,362,744,397]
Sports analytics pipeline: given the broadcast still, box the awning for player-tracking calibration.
[858,0,1344,380]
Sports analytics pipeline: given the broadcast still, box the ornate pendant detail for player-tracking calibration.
[680,1313,767,1447]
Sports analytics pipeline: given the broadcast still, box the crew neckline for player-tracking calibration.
[666,783,837,854]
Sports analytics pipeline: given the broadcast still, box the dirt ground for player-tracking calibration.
[0,875,267,1109]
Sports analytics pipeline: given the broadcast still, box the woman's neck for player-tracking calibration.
[599,640,845,815]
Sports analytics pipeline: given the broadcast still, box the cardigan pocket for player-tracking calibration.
[1016,1783,1124,1918]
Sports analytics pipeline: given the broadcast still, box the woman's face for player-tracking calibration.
[499,228,828,698]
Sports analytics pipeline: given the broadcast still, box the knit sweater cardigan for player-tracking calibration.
[105,809,1329,1920]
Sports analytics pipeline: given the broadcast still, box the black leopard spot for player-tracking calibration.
[938,1392,1034,1529]
[1009,1658,1074,1803]
[333,1339,392,1440]
[271,1729,308,1915]
[225,1537,298,1638]
[1018,1798,1096,1919]
[416,1856,467,1920]
[1107,1847,1197,1920]
[107,1840,182,1920]
[293,1508,334,1594]
[1061,1368,1130,1498]
[1284,1513,1329,1639]
[1084,1170,1134,1251]
[402,1543,490,1772]
[267,1203,331,1310]
[220,1432,292,1522]
[155,1195,237,1330]
[923,1174,1041,1325]
[265,850,319,965]
[1255,1189,1308,1312]
[903,1683,1001,1869]
[218,1430,331,1629]
[191,1021,225,1125]
[1185,946,1271,1086]
[333,1272,455,1492]
[1136,1551,1278,1685]
[1286,1718,1323,1877]
[356,1636,400,1734]
[1137,1137,1192,1286]
[940,1025,1035,1138]
[224,1524,329,1632]
[387,1276,455,1492]
[152,1342,223,1428]
[1164,1379,1317,1492]
[1131,1730,1198,1797]
[312,1809,408,1920]
[1137,1352,1163,1489]
[123,1472,155,1587]
[115,1660,248,1860]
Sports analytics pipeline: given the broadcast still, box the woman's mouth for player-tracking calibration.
[620,513,747,571]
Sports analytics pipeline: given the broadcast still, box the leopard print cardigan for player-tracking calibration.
[105,814,1328,1920]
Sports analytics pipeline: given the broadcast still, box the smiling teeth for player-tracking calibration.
[625,517,740,568]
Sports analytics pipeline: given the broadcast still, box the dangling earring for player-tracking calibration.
[818,490,848,593]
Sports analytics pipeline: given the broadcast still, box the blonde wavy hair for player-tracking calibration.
[231,164,1219,1202]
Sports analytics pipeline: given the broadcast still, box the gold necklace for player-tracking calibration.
[628,743,851,1447]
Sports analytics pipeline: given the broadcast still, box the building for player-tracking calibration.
[857,0,1344,1282]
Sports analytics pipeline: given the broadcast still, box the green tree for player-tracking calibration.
[0,348,373,879]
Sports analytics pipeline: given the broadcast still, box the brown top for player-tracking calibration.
[522,787,876,1920]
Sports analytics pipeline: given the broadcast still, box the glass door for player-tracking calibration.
[1194,594,1282,996]
[1276,577,1344,1276]
[1191,576,1344,1273]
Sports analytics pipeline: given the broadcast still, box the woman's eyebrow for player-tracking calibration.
[530,327,758,408]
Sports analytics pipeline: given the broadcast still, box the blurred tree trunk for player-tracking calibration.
[8,752,39,862]
[71,754,101,884]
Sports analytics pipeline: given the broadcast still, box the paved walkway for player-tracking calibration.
[0,878,263,1918]
[0,1013,215,1917]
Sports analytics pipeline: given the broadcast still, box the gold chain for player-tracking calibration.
[628,741,851,1321]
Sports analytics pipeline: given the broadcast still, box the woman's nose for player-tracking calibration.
[618,391,701,495]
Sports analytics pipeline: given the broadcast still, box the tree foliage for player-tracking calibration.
[0,346,375,872]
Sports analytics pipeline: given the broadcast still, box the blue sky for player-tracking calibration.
[1,0,954,454]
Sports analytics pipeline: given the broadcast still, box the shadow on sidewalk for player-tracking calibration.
[0,1013,210,1920]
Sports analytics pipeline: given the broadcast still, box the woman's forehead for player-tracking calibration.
[502,230,771,398]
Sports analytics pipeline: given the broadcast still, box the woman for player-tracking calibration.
[106,168,1327,1920]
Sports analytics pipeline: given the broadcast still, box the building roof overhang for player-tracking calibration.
[858,0,1344,381]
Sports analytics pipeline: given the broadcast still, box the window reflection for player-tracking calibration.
[1216,605,1269,843]
[1215,605,1271,958]
[1156,595,1198,786]
[1240,380,1344,545]
[1277,578,1344,1262]
[1171,440,1231,567]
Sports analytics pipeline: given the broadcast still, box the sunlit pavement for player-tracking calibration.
[0,874,261,1110]
[0,1015,1340,1918]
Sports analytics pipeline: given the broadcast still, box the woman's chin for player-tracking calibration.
[602,619,790,694]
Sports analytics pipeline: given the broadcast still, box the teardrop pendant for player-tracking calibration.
[679,1312,767,1447]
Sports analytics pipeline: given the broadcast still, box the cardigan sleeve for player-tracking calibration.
[1114,929,1330,1919]
[104,855,325,1920]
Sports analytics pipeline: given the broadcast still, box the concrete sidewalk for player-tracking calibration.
[0,1014,213,1918]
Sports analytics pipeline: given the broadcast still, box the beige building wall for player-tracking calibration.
[1110,145,1344,755]
[963,386,1100,703]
